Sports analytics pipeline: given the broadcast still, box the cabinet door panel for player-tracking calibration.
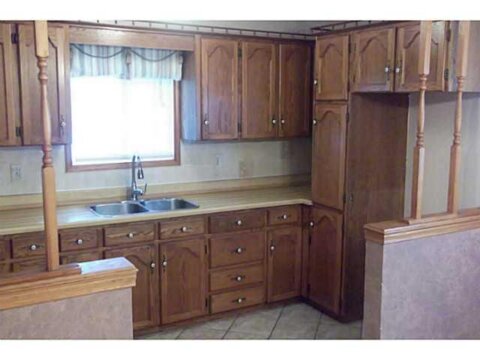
[279,43,311,137]
[267,226,302,302]
[308,207,343,314]
[315,35,349,100]
[241,41,277,138]
[160,237,207,324]
[201,38,238,140]
[0,24,18,145]
[105,245,158,330]
[18,24,69,145]
[351,28,395,92]
[395,21,447,92]
[312,104,347,210]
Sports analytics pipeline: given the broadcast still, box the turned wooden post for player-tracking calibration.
[447,21,470,214]
[34,21,60,271]
[410,21,432,220]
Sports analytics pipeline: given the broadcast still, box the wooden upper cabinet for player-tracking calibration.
[241,41,277,138]
[267,226,302,302]
[312,104,347,210]
[200,37,238,140]
[0,24,18,146]
[18,24,70,145]
[395,21,447,92]
[278,43,311,137]
[314,35,349,100]
[160,237,207,324]
[105,244,159,330]
[351,27,395,92]
[308,206,343,314]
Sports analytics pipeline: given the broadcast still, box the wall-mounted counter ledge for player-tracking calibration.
[0,185,311,236]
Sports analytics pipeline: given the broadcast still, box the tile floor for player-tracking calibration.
[138,302,362,340]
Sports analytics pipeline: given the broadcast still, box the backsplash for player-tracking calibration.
[0,139,311,196]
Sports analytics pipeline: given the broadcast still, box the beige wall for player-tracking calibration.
[0,139,311,196]
[405,92,480,216]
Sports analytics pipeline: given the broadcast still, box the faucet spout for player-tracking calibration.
[131,155,146,201]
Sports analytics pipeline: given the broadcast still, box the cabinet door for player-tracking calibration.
[308,207,343,314]
[241,41,277,138]
[395,21,447,92]
[351,27,395,92]
[278,43,311,137]
[160,237,207,324]
[105,245,159,330]
[312,104,347,210]
[314,35,349,100]
[18,24,69,145]
[200,37,238,140]
[267,226,302,302]
[0,24,18,146]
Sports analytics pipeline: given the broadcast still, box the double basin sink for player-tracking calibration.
[91,198,199,217]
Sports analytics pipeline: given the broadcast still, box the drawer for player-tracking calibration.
[210,285,265,314]
[268,206,300,226]
[209,263,264,292]
[104,222,155,246]
[60,251,103,265]
[209,209,266,234]
[159,216,205,240]
[59,228,101,252]
[0,262,11,274]
[209,231,265,268]
[12,258,46,274]
[0,239,11,261]
[11,232,45,259]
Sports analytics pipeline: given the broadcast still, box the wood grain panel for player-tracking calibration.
[0,238,11,261]
[60,250,103,265]
[59,227,101,252]
[104,222,155,246]
[11,232,45,259]
[267,205,300,226]
[209,263,264,292]
[12,258,47,274]
[209,231,265,268]
[210,285,265,314]
[209,209,266,234]
[159,216,205,240]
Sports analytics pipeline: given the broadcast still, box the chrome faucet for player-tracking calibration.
[130,155,147,201]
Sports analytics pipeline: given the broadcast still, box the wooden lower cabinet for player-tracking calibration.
[307,207,343,314]
[159,237,208,324]
[105,244,159,330]
[267,226,302,302]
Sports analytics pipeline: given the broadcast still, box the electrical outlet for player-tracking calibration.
[239,159,253,178]
[215,154,223,167]
[10,164,22,182]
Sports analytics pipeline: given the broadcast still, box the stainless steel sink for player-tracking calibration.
[140,198,199,211]
[90,198,199,216]
[90,201,149,216]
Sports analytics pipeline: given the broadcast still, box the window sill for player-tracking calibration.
[65,154,180,172]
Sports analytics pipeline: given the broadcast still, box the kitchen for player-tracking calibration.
[1,0,480,355]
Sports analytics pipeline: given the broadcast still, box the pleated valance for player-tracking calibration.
[70,44,183,80]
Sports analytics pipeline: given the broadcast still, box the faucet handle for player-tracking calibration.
[143,183,147,195]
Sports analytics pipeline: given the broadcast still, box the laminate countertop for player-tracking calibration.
[0,185,312,236]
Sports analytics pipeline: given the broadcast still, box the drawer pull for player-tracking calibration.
[127,232,134,239]
[235,219,243,226]
[161,256,168,269]
[234,297,246,304]
[150,261,156,269]
[75,239,84,245]
[180,226,191,233]
[279,214,288,220]
[234,275,244,282]
[233,247,245,254]
[29,244,39,251]
[270,245,276,252]
[309,221,314,228]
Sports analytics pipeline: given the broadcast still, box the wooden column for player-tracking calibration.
[447,21,471,214]
[410,21,432,220]
[34,21,60,271]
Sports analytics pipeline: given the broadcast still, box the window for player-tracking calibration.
[67,44,182,171]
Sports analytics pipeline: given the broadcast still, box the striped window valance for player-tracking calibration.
[70,44,183,80]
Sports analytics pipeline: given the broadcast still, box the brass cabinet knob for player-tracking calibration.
[236,297,246,304]
[75,239,83,245]
[204,120,209,125]
[162,260,167,267]
[313,79,318,86]
[235,247,243,254]
[280,119,285,125]
[313,119,317,126]
[270,245,275,252]
[127,232,134,239]
[235,275,244,282]
[150,262,156,269]
[181,226,189,233]
[309,221,314,227]
[29,244,38,251]
[236,219,243,226]
[384,66,391,73]
[281,214,288,220]
[395,67,401,74]
[272,119,277,125]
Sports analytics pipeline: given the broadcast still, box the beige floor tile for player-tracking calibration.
[178,326,226,340]
[224,331,270,340]
[315,323,362,340]
[270,321,318,339]
[191,316,237,331]
[230,306,284,336]
[280,303,322,323]
[138,328,183,340]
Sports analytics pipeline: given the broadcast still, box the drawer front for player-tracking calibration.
[159,217,205,240]
[0,239,11,261]
[104,222,155,246]
[210,285,265,314]
[11,232,45,259]
[268,206,300,226]
[60,251,103,265]
[209,263,264,292]
[209,210,266,234]
[0,262,11,274]
[210,231,265,268]
[59,228,101,252]
[12,258,46,274]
